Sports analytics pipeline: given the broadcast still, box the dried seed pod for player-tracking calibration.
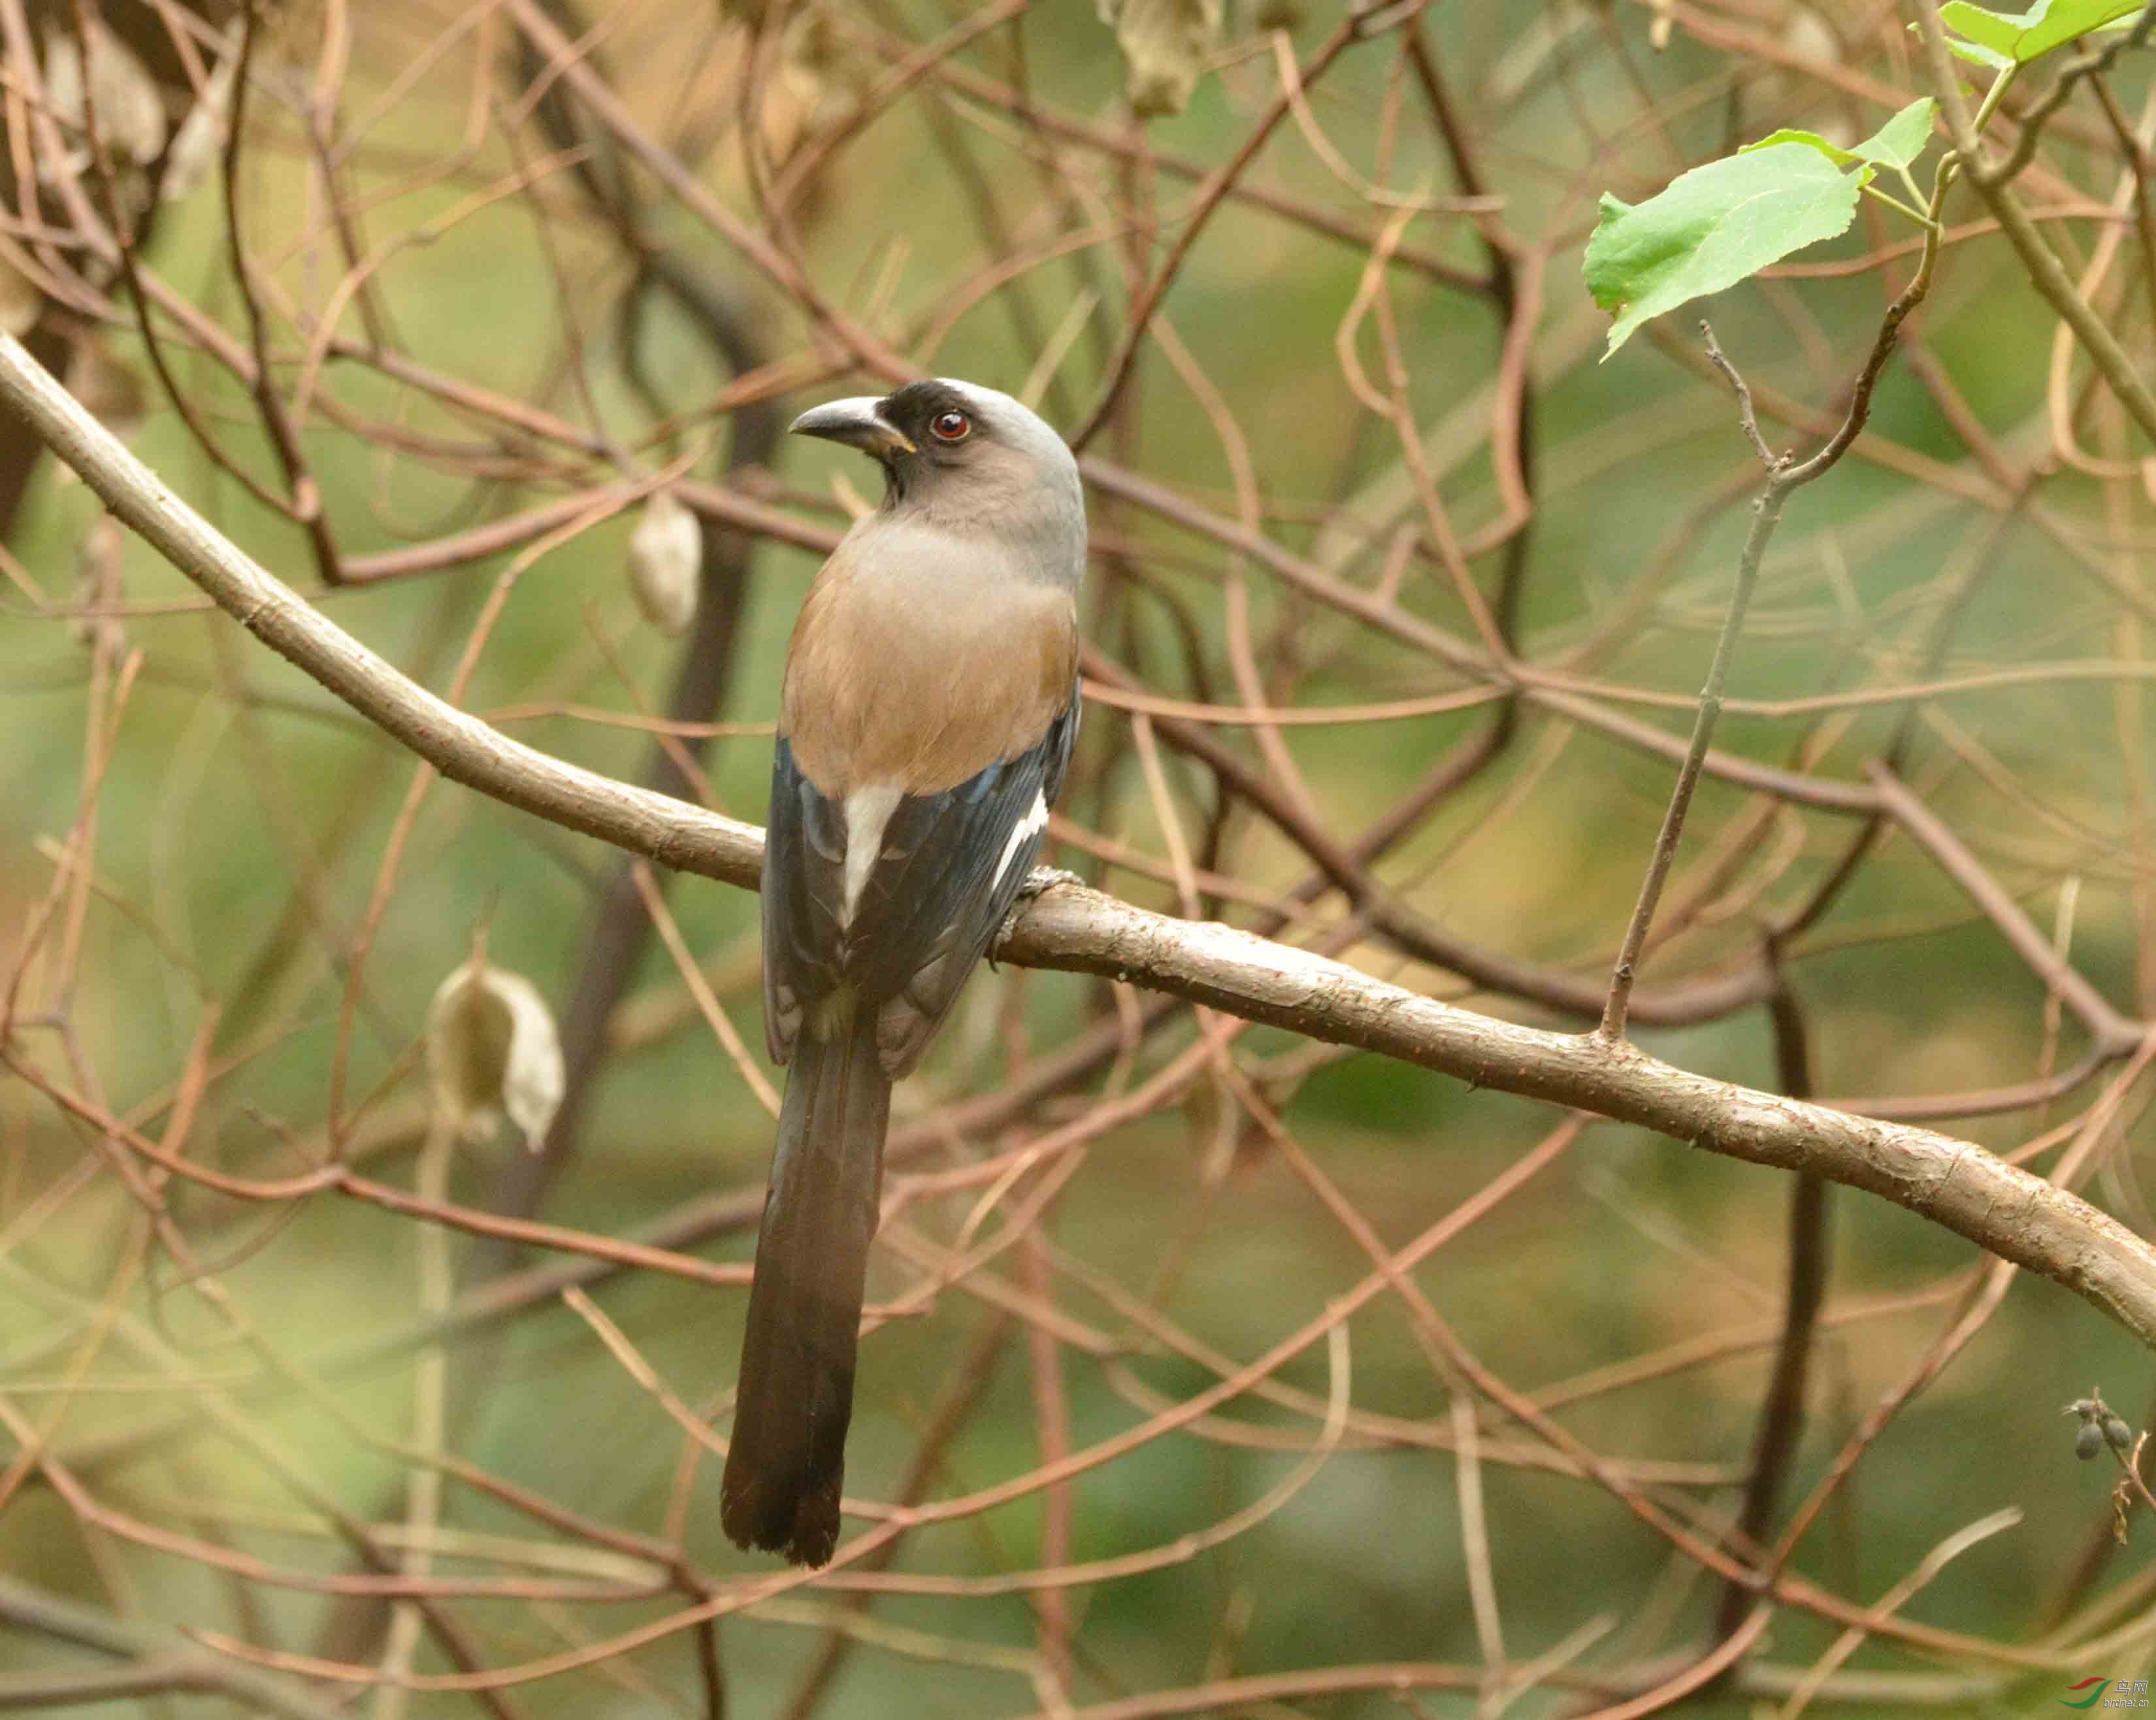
[779,7,877,141]
[2106,1415,2134,1453]
[2078,1421,2104,1461]
[426,956,565,1148]
[1098,0,1222,119]
[44,19,168,169]
[628,489,701,637]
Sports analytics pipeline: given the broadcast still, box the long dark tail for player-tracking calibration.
[721,1001,890,1566]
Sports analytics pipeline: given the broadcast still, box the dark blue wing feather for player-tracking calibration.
[761,698,1078,1077]
[761,736,846,1064]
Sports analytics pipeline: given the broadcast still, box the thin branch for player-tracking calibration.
[1598,330,1789,1038]
[1916,0,2156,450]
[1712,976,1831,1646]
[1869,763,2140,1053]
[0,1572,346,1720]
[1982,2,2156,188]
[1601,139,1951,1036]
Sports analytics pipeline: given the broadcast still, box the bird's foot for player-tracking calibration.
[992,868,1084,963]
[1019,866,1085,902]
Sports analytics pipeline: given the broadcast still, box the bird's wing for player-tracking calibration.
[760,697,1077,1076]
[762,735,844,1065]
[859,697,1077,1076]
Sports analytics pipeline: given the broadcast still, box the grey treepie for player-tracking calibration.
[721,378,1088,1566]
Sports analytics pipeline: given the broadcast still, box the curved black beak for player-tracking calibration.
[789,397,916,458]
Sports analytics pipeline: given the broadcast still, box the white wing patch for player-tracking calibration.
[841,784,904,925]
[994,789,1049,888]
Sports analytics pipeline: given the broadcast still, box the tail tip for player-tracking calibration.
[720,1466,842,1567]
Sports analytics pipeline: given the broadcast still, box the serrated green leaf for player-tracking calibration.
[1584,143,1870,359]
[1936,0,2141,64]
[1740,101,1936,172]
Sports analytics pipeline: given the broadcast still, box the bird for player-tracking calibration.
[721,378,1087,1567]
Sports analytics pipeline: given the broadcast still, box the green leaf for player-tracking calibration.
[1585,143,1870,359]
[1744,126,1863,169]
[1849,97,1938,169]
[1742,99,1936,172]
[1936,0,2142,64]
[1942,33,2013,69]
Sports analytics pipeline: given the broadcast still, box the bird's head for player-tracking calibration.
[789,379,1084,569]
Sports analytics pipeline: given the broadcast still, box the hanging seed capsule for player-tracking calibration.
[2078,1421,2104,1461]
[427,953,565,1149]
[2106,1415,2134,1453]
[627,489,700,637]
[1102,0,1222,119]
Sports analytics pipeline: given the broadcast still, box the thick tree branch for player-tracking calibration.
[5,327,2156,1358]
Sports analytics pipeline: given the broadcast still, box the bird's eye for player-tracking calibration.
[930,409,972,442]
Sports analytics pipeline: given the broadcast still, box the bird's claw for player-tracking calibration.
[992,868,1083,963]
[1019,865,1084,902]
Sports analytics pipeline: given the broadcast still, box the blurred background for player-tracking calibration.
[0,0,2153,1713]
